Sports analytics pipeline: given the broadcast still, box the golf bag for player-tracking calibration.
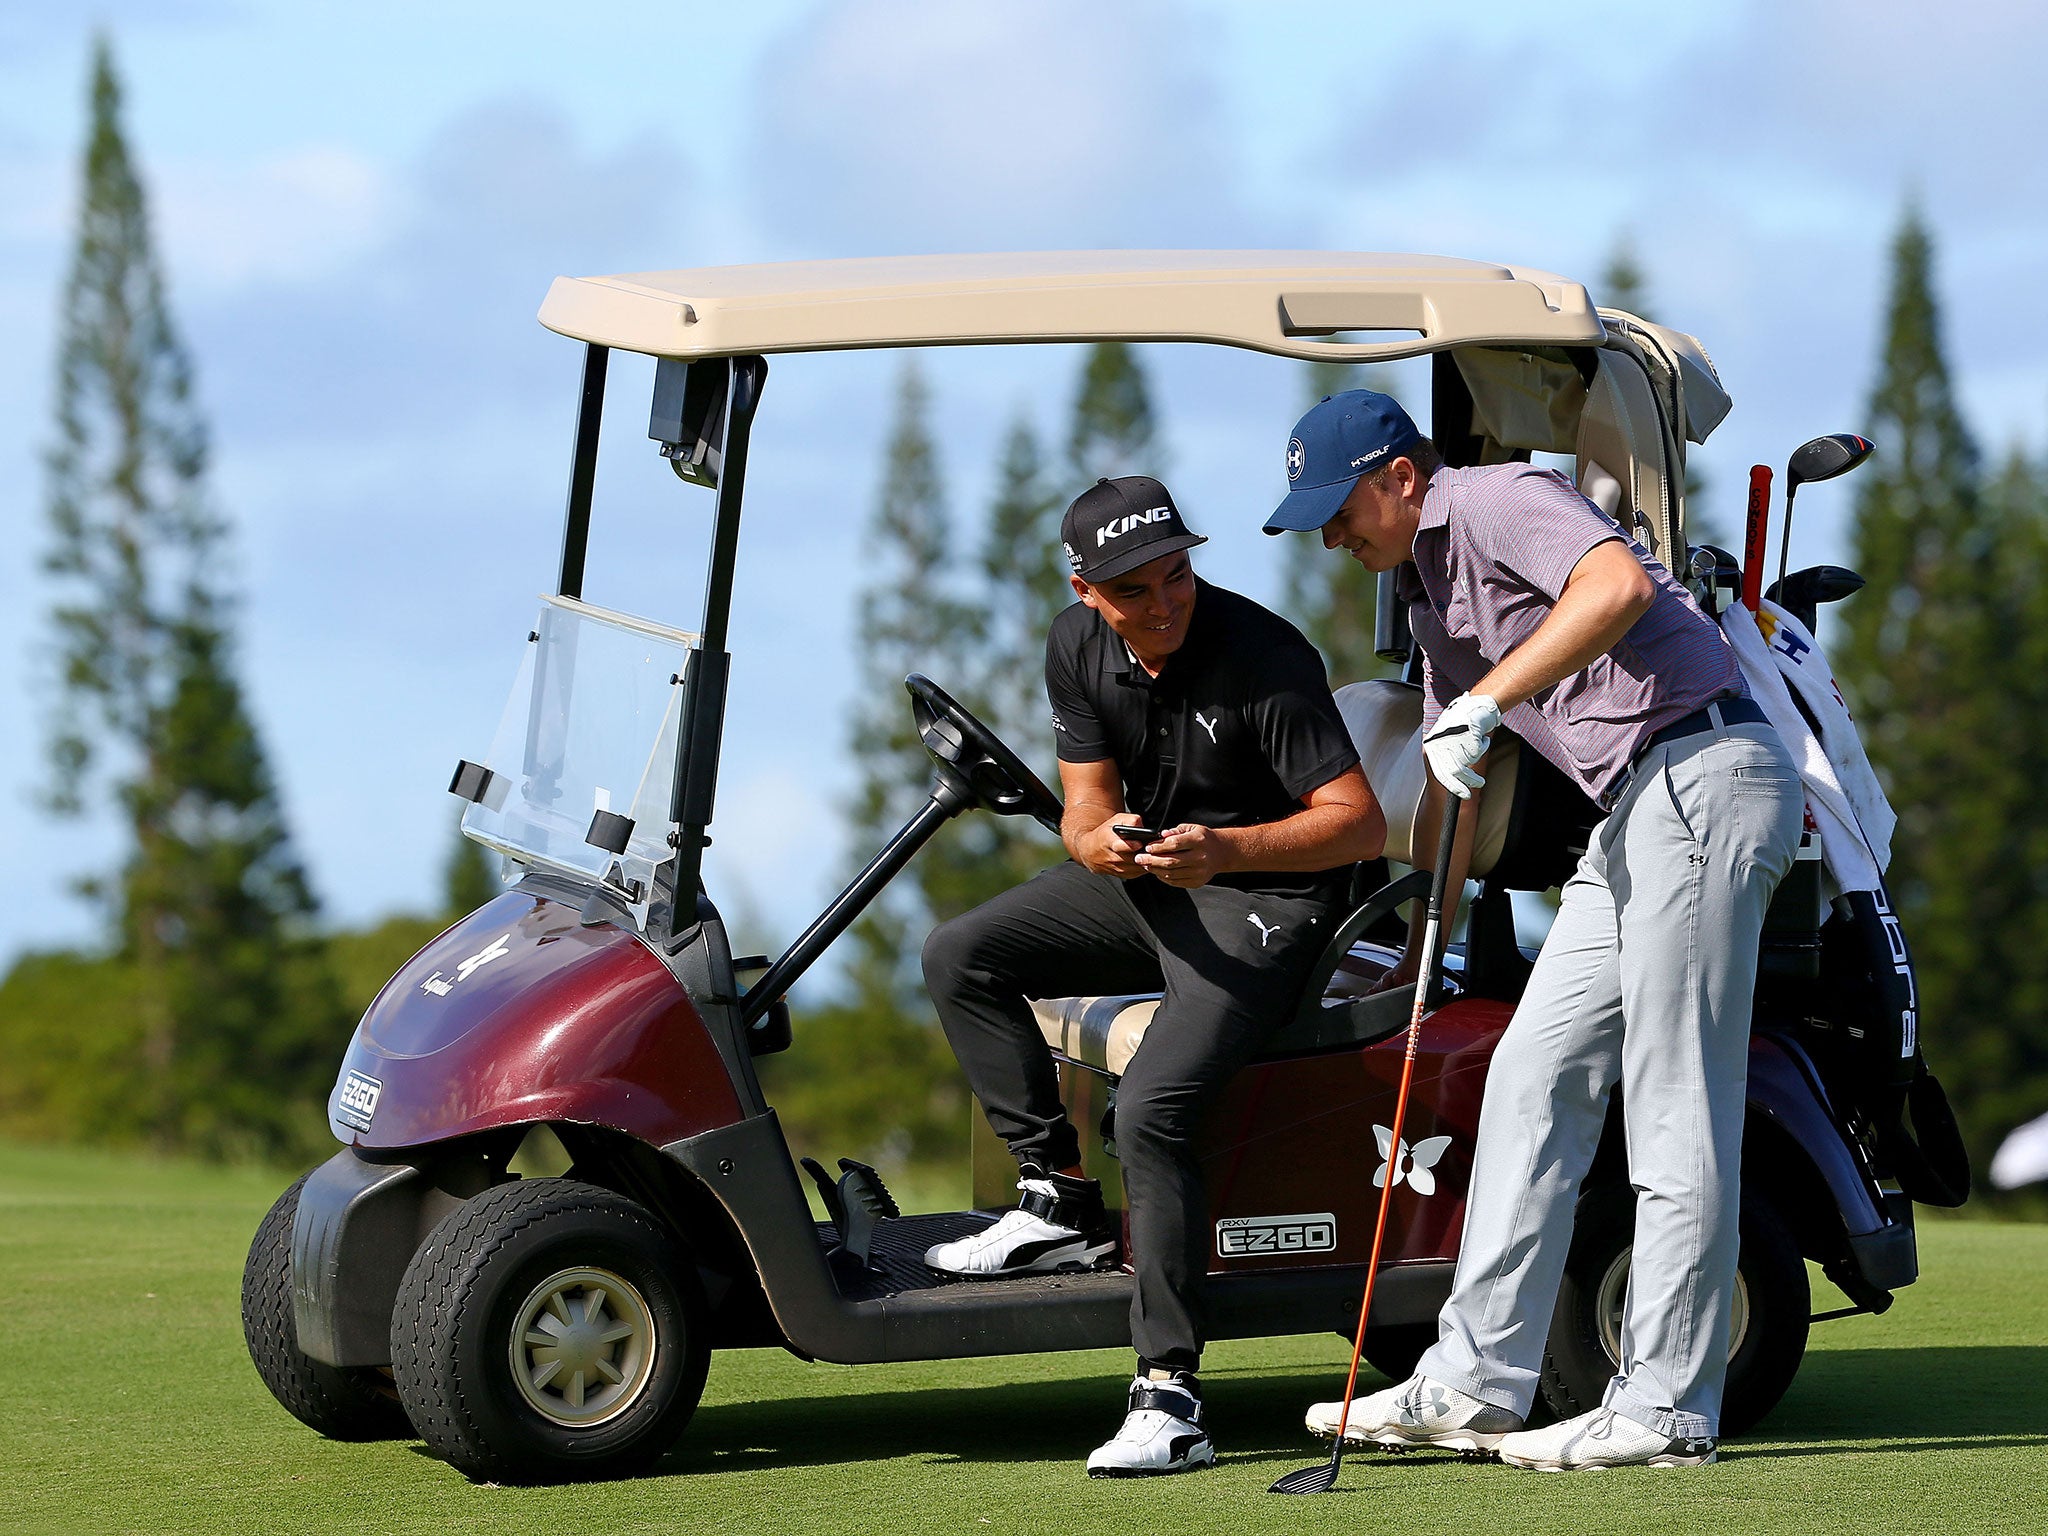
[1817,880,1971,1207]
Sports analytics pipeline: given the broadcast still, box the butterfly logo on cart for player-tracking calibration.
[419,932,514,998]
[1373,1126,1454,1195]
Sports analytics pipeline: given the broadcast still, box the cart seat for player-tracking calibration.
[1031,994,1157,1077]
[1029,952,1423,1078]
[1338,678,1598,894]
[1337,680,1517,877]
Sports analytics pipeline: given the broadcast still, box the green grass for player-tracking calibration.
[4,1141,2045,1535]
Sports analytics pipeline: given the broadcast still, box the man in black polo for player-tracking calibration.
[921,475,1385,1477]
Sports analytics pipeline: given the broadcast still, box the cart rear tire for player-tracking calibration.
[1540,1182,1809,1436]
[242,1174,412,1441]
[390,1177,708,1484]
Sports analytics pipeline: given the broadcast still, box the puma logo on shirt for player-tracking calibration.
[1194,710,1219,744]
[1247,913,1281,947]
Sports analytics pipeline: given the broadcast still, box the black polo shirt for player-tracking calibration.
[1044,578,1360,898]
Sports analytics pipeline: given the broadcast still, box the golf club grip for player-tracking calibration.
[1420,794,1460,1010]
[1742,465,1771,611]
[1426,794,1459,920]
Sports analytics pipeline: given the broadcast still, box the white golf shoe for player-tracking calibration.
[1304,1374,1523,1453]
[923,1168,1115,1277]
[1086,1375,1215,1478]
[1496,1406,1717,1470]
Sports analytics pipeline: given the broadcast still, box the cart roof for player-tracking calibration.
[537,250,1606,363]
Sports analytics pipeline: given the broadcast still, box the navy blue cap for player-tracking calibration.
[1264,389,1424,534]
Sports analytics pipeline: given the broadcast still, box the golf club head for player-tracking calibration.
[1268,1456,1342,1495]
[1786,433,1874,489]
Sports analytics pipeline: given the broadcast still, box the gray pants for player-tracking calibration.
[1416,720,1802,1438]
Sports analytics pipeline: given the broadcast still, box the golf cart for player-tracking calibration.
[241,253,1967,1484]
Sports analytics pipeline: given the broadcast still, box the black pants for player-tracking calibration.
[921,860,1337,1371]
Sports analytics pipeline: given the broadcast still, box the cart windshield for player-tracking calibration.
[460,596,698,914]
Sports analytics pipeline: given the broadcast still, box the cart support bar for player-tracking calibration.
[557,343,609,600]
[742,781,970,1027]
[667,355,768,897]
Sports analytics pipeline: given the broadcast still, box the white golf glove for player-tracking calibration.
[1422,692,1501,800]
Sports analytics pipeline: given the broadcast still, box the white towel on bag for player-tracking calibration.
[1721,600,1896,896]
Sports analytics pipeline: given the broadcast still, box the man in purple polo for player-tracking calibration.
[1265,390,1803,1470]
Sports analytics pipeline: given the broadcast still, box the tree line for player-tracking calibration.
[3,43,2042,1206]
[0,44,499,1163]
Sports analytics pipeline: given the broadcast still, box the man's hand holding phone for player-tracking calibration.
[1135,823,1229,888]
[1084,814,1158,879]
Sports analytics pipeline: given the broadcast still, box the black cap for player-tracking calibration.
[1059,476,1208,584]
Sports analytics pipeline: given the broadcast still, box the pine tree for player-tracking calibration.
[844,358,981,989]
[129,615,339,1153]
[1970,445,2048,1159]
[982,412,1069,745]
[1834,206,2028,1184]
[766,358,978,1168]
[1067,341,1159,490]
[1281,361,1386,684]
[39,40,335,1157]
[955,412,1067,903]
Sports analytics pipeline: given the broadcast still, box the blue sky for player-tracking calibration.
[2,1,2043,973]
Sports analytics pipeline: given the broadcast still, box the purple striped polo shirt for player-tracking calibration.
[1397,463,1742,804]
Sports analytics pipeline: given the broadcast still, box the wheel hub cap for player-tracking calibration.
[508,1265,657,1427]
[1595,1246,1750,1366]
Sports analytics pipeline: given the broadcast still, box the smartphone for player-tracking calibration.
[1114,824,1164,844]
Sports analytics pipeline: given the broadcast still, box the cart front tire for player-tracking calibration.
[1540,1182,1809,1436]
[242,1174,412,1441]
[390,1177,708,1484]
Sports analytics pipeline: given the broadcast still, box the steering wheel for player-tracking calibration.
[905,674,1063,834]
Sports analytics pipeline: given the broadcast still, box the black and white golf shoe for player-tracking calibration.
[1086,1374,1216,1478]
[923,1168,1115,1278]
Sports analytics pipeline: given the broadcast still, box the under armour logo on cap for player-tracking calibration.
[1265,389,1423,535]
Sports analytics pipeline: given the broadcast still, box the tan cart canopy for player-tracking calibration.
[537,250,1607,363]
[537,249,1731,569]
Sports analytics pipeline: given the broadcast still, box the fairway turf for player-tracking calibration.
[3,1141,2044,1535]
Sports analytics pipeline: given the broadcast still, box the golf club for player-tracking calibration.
[1269,798,1464,1496]
[1741,464,1772,611]
[1773,433,1874,595]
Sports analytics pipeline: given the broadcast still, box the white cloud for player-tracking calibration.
[155,145,391,290]
[746,0,1277,252]
[190,98,692,435]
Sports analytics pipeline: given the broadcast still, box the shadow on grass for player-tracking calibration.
[656,1345,2048,1479]
[663,1365,1348,1477]
[1738,1345,2048,1458]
